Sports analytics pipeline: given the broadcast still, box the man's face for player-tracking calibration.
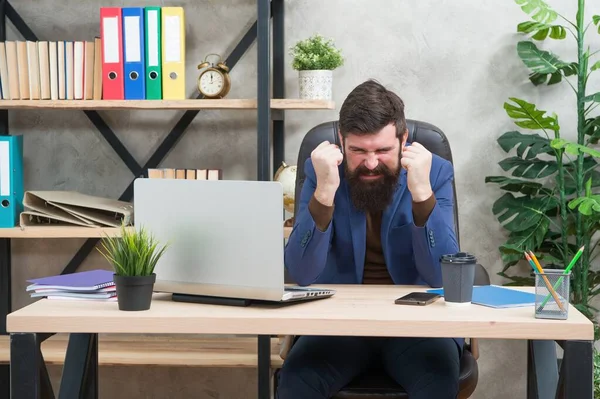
[341,123,406,212]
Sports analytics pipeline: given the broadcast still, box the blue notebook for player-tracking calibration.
[427,285,538,308]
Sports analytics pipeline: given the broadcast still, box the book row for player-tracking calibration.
[0,6,186,101]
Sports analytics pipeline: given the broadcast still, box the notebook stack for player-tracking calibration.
[26,269,117,301]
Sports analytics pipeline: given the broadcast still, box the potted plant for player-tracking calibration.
[485,0,600,389]
[289,34,344,100]
[98,223,169,311]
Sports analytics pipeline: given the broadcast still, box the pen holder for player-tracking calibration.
[534,269,570,320]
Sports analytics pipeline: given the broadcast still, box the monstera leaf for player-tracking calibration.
[584,92,600,103]
[498,156,557,178]
[514,0,557,24]
[517,21,566,40]
[563,157,600,194]
[584,117,600,144]
[551,138,600,158]
[497,130,553,159]
[569,196,600,216]
[504,98,559,132]
[485,176,548,196]
[528,62,577,86]
[517,41,571,75]
[492,192,558,232]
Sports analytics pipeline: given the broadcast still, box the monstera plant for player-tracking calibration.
[485,0,600,322]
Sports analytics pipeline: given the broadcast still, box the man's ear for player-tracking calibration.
[401,128,409,147]
[337,130,344,153]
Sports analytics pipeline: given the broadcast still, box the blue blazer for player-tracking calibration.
[284,149,463,348]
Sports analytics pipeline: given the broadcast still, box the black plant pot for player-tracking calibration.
[113,273,156,311]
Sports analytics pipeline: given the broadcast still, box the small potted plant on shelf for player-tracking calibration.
[289,34,344,100]
[98,223,169,311]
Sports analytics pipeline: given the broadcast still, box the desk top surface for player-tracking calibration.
[7,285,594,340]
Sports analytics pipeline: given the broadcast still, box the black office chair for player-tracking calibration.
[275,120,490,399]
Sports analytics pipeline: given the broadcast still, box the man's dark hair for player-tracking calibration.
[339,79,407,140]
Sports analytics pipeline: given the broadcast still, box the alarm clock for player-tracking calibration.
[197,53,231,99]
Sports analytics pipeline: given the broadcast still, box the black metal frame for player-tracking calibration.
[0,0,282,397]
[526,339,594,399]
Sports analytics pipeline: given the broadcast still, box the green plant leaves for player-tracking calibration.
[517,41,577,85]
[97,224,169,277]
[517,21,566,40]
[569,196,600,216]
[492,192,558,232]
[290,34,344,71]
[594,15,600,33]
[592,61,600,72]
[517,41,570,74]
[497,131,553,160]
[504,98,559,132]
[515,0,557,24]
[551,138,600,158]
[498,156,557,178]
[485,176,548,196]
[584,92,600,103]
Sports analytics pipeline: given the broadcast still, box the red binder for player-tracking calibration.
[100,7,124,99]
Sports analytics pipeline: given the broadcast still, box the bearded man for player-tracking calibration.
[277,79,462,399]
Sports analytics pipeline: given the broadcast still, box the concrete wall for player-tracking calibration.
[8,0,600,398]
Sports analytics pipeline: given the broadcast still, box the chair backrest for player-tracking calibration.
[293,119,461,247]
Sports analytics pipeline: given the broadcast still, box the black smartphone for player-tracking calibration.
[394,292,441,306]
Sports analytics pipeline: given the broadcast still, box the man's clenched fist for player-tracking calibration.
[311,141,343,206]
[400,142,433,202]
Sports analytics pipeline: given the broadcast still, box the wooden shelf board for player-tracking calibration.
[0,334,284,368]
[0,226,292,239]
[0,99,335,110]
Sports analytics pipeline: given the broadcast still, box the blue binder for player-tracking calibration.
[0,135,23,228]
[122,7,146,99]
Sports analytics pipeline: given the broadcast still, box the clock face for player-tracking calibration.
[199,70,224,95]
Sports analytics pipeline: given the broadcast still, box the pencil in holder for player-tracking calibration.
[534,269,569,320]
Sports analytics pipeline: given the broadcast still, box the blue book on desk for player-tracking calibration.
[427,285,538,308]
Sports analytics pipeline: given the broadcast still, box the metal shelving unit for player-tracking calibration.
[0,0,332,397]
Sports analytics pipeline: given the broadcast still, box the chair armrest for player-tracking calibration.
[278,335,295,360]
[474,263,490,286]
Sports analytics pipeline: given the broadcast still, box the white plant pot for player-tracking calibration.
[298,70,333,100]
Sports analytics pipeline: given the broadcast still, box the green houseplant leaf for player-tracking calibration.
[485,176,548,195]
[514,0,558,24]
[498,156,557,178]
[568,196,600,216]
[594,15,600,33]
[504,98,560,132]
[584,92,600,103]
[551,138,600,158]
[517,21,567,40]
[491,192,558,232]
[497,131,554,160]
[517,41,571,74]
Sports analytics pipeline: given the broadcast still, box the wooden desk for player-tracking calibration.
[7,285,595,398]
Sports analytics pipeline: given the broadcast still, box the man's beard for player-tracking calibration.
[344,161,401,213]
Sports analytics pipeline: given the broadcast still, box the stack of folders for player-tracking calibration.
[100,6,186,100]
[26,269,117,301]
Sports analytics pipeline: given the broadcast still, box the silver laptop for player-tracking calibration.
[133,177,335,304]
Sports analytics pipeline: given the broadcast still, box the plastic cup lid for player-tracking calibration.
[440,252,477,264]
